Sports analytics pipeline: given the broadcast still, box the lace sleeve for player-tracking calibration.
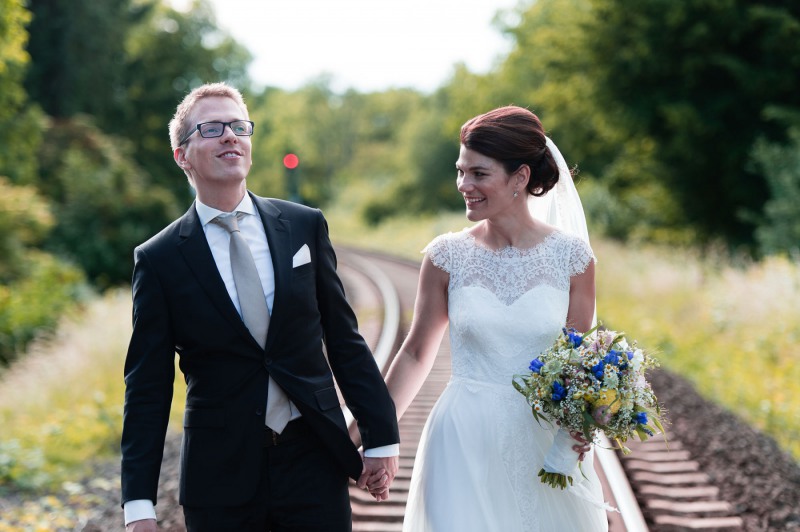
[568,235,595,277]
[422,233,453,273]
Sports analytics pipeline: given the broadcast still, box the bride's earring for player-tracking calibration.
[513,190,519,198]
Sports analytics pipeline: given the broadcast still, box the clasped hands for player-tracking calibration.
[357,454,399,502]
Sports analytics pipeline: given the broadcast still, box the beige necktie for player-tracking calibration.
[212,213,292,433]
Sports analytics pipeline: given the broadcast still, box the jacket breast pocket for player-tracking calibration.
[184,407,226,428]
[314,387,340,411]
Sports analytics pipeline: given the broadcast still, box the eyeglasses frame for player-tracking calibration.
[178,120,255,146]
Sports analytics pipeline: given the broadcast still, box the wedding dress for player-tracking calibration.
[402,229,609,532]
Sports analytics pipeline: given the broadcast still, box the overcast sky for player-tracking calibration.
[169,0,522,93]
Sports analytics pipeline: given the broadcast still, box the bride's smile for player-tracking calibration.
[456,146,524,223]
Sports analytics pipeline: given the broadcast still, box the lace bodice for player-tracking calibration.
[426,229,594,387]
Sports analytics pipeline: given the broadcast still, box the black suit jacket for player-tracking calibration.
[121,193,399,508]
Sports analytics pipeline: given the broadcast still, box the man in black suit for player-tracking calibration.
[121,82,400,531]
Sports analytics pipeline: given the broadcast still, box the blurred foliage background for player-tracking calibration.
[0,0,799,518]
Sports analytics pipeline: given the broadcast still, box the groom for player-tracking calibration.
[121,82,400,531]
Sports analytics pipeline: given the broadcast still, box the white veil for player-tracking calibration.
[528,137,591,246]
[529,136,596,329]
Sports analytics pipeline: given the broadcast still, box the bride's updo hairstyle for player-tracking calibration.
[460,105,561,197]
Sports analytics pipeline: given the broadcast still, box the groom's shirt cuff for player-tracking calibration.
[364,444,400,457]
[124,499,157,525]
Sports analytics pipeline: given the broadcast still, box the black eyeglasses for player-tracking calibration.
[178,120,255,146]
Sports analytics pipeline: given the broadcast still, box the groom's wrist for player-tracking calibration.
[364,444,400,457]
[124,499,157,525]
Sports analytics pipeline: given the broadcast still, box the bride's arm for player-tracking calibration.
[566,260,596,334]
[384,254,450,420]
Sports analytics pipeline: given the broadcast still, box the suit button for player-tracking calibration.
[255,408,263,416]
[264,358,273,365]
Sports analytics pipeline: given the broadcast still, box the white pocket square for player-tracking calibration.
[292,244,311,267]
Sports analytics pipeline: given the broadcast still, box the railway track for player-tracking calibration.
[338,247,746,532]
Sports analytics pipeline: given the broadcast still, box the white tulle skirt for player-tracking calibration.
[403,377,609,532]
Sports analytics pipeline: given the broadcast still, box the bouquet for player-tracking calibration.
[513,325,665,489]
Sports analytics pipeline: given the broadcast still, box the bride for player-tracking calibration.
[381,106,609,531]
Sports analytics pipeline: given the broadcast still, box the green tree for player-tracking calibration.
[39,117,180,288]
[486,0,800,248]
[583,0,800,248]
[24,0,252,203]
[247,78,365,207]
[248,80,430,211]
[22,0,252,289]
[0,0,41,185]
[751,110,800,255]
[492,0,689,243]
[24,0,148,120]
[360,66,504,223]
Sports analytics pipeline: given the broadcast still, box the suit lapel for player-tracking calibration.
[250,193,291,354]
[176,203,256,345]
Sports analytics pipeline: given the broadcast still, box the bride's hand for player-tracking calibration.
[569,430,591,461]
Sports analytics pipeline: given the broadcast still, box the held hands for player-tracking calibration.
[357,455,399,502]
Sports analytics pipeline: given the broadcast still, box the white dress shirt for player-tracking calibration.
[125,194,397,525]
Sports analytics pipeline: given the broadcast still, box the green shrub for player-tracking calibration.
[0,251,86,366]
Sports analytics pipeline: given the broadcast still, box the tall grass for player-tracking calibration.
[0,291,188,529]
[0,291,187,494]
[592,239,800,459]
[0,291,128,492]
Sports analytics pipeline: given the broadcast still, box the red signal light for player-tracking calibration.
[283,153,299,169]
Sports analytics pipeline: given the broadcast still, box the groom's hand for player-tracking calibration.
[126,518,157,531]
[358,456,399,502]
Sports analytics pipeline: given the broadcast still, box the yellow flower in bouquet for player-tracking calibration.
[593,388,621,414]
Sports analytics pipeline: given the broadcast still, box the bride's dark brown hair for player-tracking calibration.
[460,106,561,197]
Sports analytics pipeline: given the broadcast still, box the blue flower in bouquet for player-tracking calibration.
[551,381,567,401]
[529,358,545,374]
[606,350,625,367]
[563,327,583,348]
[635,412,648,425]
[591,361,605,380]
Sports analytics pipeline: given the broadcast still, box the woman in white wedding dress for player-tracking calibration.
[382,106,609,531]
